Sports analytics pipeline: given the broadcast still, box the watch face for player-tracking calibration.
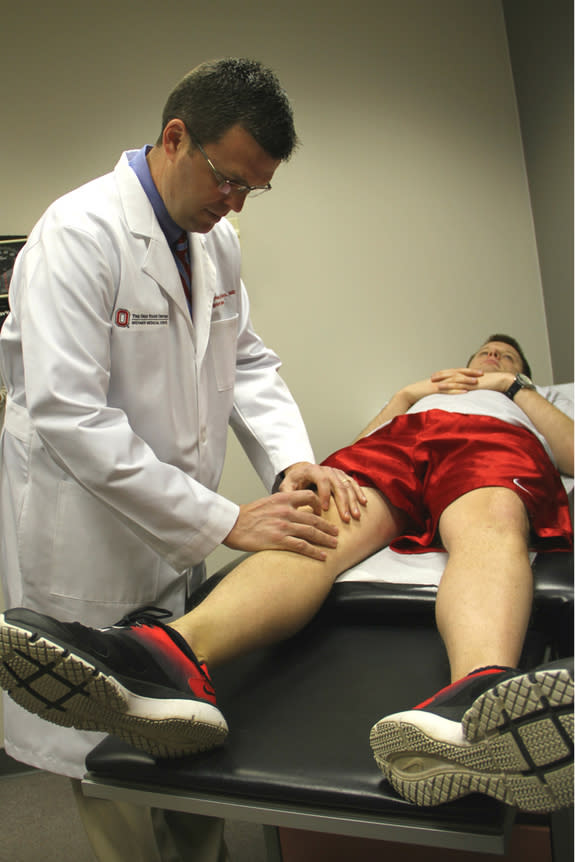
[516,373,535,389]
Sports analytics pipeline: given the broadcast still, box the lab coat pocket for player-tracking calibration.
[209,315,238,392]
[49,479,161,605]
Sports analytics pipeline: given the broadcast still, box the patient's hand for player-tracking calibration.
[398,377,439,406]
[430,368,515,394]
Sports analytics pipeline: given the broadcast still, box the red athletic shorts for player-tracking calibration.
[321,410,573,553]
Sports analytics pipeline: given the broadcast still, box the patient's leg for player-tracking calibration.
[369,486,572,814]
[171,487,406,666]
[435,485,532,682]
[0,486,405,759]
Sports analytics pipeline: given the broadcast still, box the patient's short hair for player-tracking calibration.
[158,58,298,160]
[468,333,532,378]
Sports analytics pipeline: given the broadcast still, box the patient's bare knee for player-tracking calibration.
[439,486,530,550]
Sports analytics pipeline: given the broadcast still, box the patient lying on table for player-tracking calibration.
[1,334,573,814]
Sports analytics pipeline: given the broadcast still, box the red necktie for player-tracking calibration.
[174,231,192,310]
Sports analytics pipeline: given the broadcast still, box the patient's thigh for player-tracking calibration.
[320,487,407,573]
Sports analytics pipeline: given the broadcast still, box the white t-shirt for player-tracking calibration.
[375,386,574,468]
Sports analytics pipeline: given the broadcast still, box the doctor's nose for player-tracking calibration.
[225,191,247,213]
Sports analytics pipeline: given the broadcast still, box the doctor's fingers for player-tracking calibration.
[224,492,339,557]
[314,469,367,522]
[260,494,346,559]
[270,491,341,544]
[273,513,344,560]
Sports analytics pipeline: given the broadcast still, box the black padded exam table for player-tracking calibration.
[83,550,573,861]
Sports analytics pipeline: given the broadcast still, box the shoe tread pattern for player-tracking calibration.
[370,667,573,812]
[0,621,227,759]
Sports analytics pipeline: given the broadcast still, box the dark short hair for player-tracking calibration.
[158,58,298,160]
[467,333,532,378]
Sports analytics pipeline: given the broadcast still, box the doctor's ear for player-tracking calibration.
[162,119,188,156]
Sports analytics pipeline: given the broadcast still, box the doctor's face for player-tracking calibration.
[159,121,280,233]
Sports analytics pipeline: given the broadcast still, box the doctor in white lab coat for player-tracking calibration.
[0,59,361,862]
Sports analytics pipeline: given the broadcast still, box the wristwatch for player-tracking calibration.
[505,373,536,400]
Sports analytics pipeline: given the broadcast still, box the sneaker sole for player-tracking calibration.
[370,667,573,812]
[0,615,229,759]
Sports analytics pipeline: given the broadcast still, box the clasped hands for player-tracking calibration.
[402,367,515,405]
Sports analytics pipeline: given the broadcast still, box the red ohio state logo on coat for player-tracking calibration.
[115,309,130,327]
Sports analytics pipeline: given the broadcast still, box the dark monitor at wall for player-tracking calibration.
[0,236,26,330]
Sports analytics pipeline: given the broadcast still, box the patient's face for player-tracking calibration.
[468,341,524,375]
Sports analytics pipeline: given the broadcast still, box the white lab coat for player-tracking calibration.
[0,151,315,777]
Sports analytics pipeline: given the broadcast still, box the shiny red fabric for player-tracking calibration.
[321,410,573,553]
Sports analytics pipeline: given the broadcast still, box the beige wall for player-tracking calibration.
[0,0,555,732]
[503,0,574,383]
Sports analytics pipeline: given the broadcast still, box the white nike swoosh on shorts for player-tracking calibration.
[513,478,533,496]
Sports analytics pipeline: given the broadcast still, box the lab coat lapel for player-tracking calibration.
[142,230,192,324]
[190,233,216,366]
[115,153,194,327]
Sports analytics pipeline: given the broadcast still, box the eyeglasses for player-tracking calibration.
[190,135,272,199]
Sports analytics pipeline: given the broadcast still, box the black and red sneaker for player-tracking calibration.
[0,606,228,759]
[370,660,574,812]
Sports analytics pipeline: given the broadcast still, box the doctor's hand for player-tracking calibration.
[223,491,340,561]
[279,462,367,522]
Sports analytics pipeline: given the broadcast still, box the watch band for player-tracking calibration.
[505,374,534,400]
[505,378,522,400]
